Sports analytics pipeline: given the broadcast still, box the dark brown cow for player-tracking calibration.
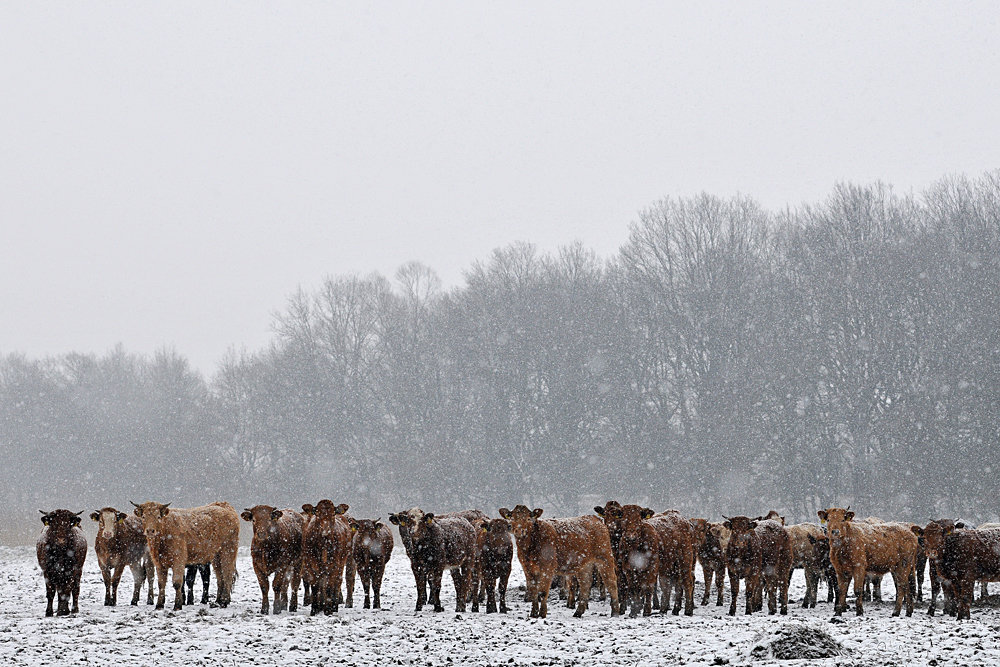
[698,522,728,606]
[723,516,763,616]
[349,518,394,609]
[915,522,1000,620]
[756,518,792,615]
[471,518,514,613]
[390,508,476,612]
[132,501,240,611]
[90,507,154,606]
[648,510,697,616]
[500,505,620,618]
[593,501,629,605]
[818,507,918,617]
[301,501,352,615]
[914,519,963,617]
[805,533,842,606]
[599,504,659,617]
[241,505,304,614]
[37,510,87,616]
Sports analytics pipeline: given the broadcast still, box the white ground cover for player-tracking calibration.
[1,545,998,666]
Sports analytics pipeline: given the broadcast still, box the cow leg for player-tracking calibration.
[100,563,113,606]
[72,571,82,613]
[290,561,301,612]
[372,562,386,609]
[780,567,790,615]
[329,567,343,614]
[57,584,71,617]
[872,574,883,603]
[451,567,467,613]
[484,573,497,614]
[852,568,865,616]
[537,573,554,618]
[916,552,926,602]
[745,574,759,616]
[256,567,271,614]
[128,561,144,606]
[727,570,739,616]
[826,572,836,603]
[303,581,311,607]
[765,575,777,615]
[469,563,480,613]
[525,568,541,618]
[153,563,168,610]
[344,556,355,608]
[802,568,815,608]
[595,558,620,617]
[274,571,289,614]
[184,565,196,606]
[430,568,445,613]
[833,569,849,616]
[715,565,725,606]
[172,567,185,611]
[199,564,211,604]
[110,561,126,606]
[564,576,576,609]
[414,569,427,611]
[361,568,372,609]
[981,580,989,599]
[498,564,511,613]
[701,565,713,605]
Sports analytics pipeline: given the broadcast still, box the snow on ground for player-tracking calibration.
[1,545,999,666]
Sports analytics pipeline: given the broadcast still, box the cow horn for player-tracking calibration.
[130,500,140,508]
[73,510,84,516]
[162,503,171,509]
[721,515,731,521]
[38,509,47,515]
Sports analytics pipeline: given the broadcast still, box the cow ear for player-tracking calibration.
[424,513,434,524]
[335,504,349,515]
[241,511,253,522]
[72,516,82,526]
[116,512,127,523]
[807,534,817,544]
[955,522,965,529]
[41,515,49,526]
[374,520,383,528]
[271,509,283,521]
[532,508,544,518]
[817,510,827,523]
[723,520,731,530]
[498,508,511,519]
[134,507,143,517]
[779,516,786,525]
[349,520,359,532]
[302,504,315,515]
[160,506,170,517]
[750,521,758,530]
[480,521,489,533]
[844,511,855,522]
[910,525,923,537]
[594,506,605,516]
[387,514,400,525]
[641,508,655,519]
[90,511,100,522]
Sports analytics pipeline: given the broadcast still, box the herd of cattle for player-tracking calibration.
[34,501,1000,624]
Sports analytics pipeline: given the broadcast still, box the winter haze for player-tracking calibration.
[2,3,1000,532]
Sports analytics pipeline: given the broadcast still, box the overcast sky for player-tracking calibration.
[2,2,998,376]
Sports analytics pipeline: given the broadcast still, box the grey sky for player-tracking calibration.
[2,2,998,376]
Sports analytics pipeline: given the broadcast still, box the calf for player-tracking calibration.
[132,501,240,611]
[818,507,918,617]
[648,510,697,616]
[90,507,154,606]
[500,505,620,618]
[391,508,476,612]
[36,510,87,616]
[242,505,304,614]
[917,522,1000,620]
[301,501,352,615]
[601,505,659,617]
[473,518,514,613]
[915,519,963,616]
[349,518,393,609]
[723,516,763,616]
[756,518,791,615]
[699,522,728,606]
[593,501,629,604]
[786,522,826,608]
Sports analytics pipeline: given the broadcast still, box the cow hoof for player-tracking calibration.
[434,606,444,613]
[45,610,53,617]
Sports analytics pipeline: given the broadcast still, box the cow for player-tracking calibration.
[818,507,918,617]
[37,510,87,616]
[785,522,827,608]
[301,501,353,615]
[755,517,792,615]
[915,519,963,616]
[699,522,728,606]
[469,518,514,613]
[597,504,659,617]
[90,507,154,606]
[722,516,762,616]
[131,501,240,611]
[390,508,476,612]
[499,505,620,618]
[976,522,1000,598]
[184,564,211,605]
[915,521,1000,620]
[805,533,840,605]
[241,505,304,614]
[648,510,697,616]
[349,518,393,609]
[593,501,629,605]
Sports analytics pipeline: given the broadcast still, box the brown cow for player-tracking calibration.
[914,519,963,616]
[916,522,1000,620]
[499,505,620,618]
[723,516,762,616]
[90,507,154,606]
[756,518,791,615]
[132,501,240,611]
[241,505,304,614]
[975,522,1000,599]
[471,518,514,613]
[593,501,629,605]
[599,504,659,617]
[818,507,918,617]
[786,522,826,608]
[301,501,352,615]
[699,522,728,606]
[349,518,393,609]
[37,510,87,616]
[390,508,476,612]
[648,511,697,616]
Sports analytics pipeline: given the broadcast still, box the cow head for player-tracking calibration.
[131,501,172,539]
[91,507,128,540]
[721,515,757,558]
[480,517,511,537]
[617,504,655,542]
[499,505,542,540]
[708,521,732,552]
[806,533,832,570]
[39,509,82,530]
[387,508,432,541]
[689,518,710,549]
[594,501,625,539]
[915,519,964,560]
[350,519,386,553]
[759,510,785,525]
[309,500,348,521]
[817,507,853,545]
[242,505,285,536]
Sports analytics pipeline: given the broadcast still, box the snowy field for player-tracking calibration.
[2,545,999,666]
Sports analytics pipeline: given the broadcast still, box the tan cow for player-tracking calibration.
[131,501,239,611]
[241,505,304,614]
[500,505,620,618]
[818,507,918,617]
[785,522,826,608]
[301,500,353,615]
[90,507,154,606]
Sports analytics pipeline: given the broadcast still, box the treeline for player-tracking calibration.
[3,173,999,524]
